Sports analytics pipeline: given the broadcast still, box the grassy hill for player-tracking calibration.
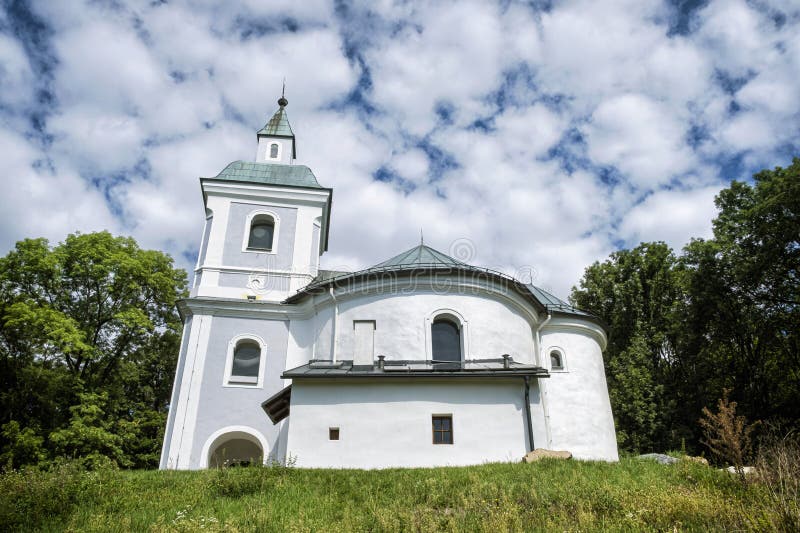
[0,457,787,531]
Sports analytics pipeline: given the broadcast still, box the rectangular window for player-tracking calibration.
[329,427,340,441]
[353,320,376,366]
[432,415,453,444]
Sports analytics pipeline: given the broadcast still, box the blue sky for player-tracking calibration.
[1,0,799,297]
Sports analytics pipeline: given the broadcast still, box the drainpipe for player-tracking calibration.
[329,287,339,363]
[534,312,552,366]
[524,376,535,452]
[534,312,552,449]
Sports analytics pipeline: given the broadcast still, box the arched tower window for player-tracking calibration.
[224,336,266,387]
[269,143,279,159]
[248,215,275,251]
[431,316,462,365]
[549,349,565,371]
[230,340,261,384]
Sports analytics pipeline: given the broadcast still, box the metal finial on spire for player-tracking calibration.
[278,78,288,107]
[420,228,424,246]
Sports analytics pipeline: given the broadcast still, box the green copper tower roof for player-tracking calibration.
[205,161,325,190]
[257,95,297,159]
[258,98,295,138]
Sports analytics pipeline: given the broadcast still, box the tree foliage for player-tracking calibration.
[572,158,800,454]
[0,231,187,468]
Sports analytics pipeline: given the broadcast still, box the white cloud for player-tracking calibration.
[583,94,696,188]
[619,185,722,250]
[0,33,35,111]
[0,128,118,251]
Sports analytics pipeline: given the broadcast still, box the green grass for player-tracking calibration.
[0,458,782,532]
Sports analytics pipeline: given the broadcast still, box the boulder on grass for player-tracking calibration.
[523,449,572,463]
[683,455,709,466]
[724,466,756,475]
[637,453,679,465]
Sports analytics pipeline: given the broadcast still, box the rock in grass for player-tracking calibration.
[637,453,679,465]
[723,466,756,475]
[523,449,572,463]
[683,455,709,466]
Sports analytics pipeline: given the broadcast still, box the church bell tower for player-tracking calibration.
[189,95,332,302]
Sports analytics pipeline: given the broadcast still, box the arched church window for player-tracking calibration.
[550,349,564,371]
[269,143,279,159]
[229,339,261,385]
[431,317,461,365]
[248,215,275,251]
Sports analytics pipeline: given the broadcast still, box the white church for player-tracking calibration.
[159,96,618,470]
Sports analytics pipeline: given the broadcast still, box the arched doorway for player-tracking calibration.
[207,430,264,468]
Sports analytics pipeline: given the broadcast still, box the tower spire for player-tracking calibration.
[278,79,288,108]
[256,85,296,163]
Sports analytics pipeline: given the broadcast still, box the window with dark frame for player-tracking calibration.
[229,340,260,385]
[248,215,275,251]
[432,415,453,444]
[329,427,340,440]
[270,143,279,158]
[550,350,564,370]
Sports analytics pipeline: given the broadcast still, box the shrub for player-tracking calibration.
[698,388,759,478]
[0,461,115,531]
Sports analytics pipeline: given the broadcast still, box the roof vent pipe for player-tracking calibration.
[502,354,511,369]
[377,355,385,371]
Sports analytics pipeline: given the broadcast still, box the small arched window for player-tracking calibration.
[550,350,564,371]
[432,317,461,365]
[248,215,274,251]
[230,340,261,385]
[269,143,279,159]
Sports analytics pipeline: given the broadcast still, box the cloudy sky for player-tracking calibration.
[1,0,799,298]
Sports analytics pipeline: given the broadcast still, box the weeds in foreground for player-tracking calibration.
[754,431,800,531]
[699,388,760,480]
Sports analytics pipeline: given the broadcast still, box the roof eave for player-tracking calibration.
[282,368,550,380]
[282,266,548,314]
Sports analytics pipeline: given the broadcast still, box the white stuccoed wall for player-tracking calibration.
[299,289,537,364]
[541,322,618,461]
[193,185,328,301]
[281,291,619,465]
[286,379,546,468]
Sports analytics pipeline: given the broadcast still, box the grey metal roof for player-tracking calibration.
[314,269,352,282]
[525,285,594,318]
[258,106,294,137]
[282,359,550,379]
[206,161,325,189]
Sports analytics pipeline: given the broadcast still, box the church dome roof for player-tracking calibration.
[370,244,468,269]
[286,243,602,326]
